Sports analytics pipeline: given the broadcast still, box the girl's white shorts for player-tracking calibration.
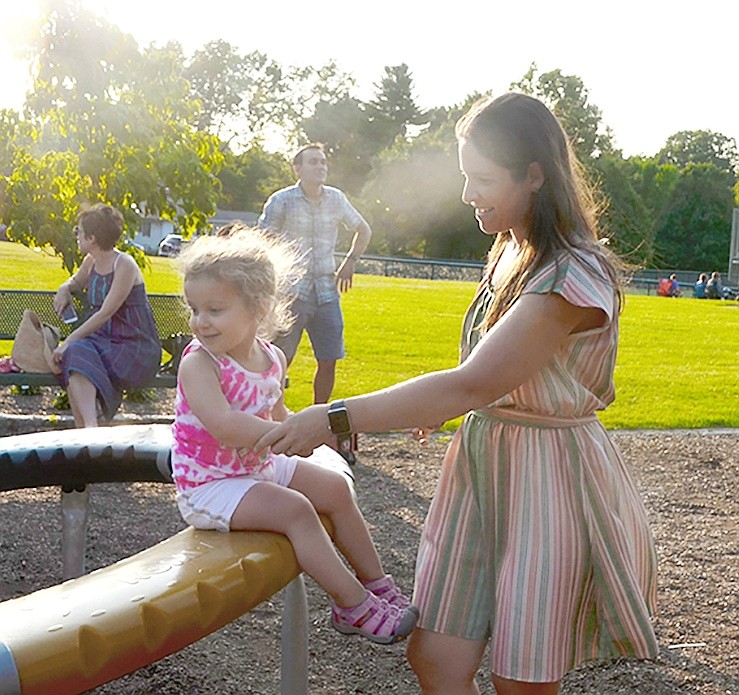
[176,454,299,532]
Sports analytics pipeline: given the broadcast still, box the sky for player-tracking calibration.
[1,0,737,158]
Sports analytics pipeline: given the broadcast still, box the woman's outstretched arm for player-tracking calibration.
[256,293,604,456]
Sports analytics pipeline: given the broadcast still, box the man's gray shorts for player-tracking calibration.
[275,296,345,362]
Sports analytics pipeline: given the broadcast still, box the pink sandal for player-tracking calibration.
[332,591,417,644]
[0,357,20,374]
[363,574,418,615]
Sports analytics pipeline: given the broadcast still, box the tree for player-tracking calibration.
[0,110,35,227]
[282,60,356,147]
[1,0,223,272]
[186,42,319,151]
[360,96,489,260]
[653,163,733,270]
[592,154,654,265]
[218,146,293,212]
[25,0,141,118]
[368,64,426,141]
[301,97,377,197]
[301,65,428,199]
[626,157,681,220]
[5,149,92,272]
[186,40,252,140]
[510,64,614,163]
[658,130,738,185]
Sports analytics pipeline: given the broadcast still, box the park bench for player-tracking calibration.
[0,288,191,390]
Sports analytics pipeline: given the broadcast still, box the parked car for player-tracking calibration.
[157,234,183,257]
[123,239,146,253]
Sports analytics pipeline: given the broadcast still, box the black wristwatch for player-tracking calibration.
[327,400,352,436]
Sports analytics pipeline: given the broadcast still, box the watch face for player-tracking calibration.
[329,407,351,435]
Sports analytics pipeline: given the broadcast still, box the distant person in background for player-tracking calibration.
[706,271,727,299]
[656,277,672,297]
[257,143,372,406]
[668,273,682,297]
[693,273,708,298]
[706,271,722,298]
[52,203,161,427]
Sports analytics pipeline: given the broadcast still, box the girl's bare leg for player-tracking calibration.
[287,460,384,582]
[407,628,486,695]
[66,372,98,428]
[229,481,366,608]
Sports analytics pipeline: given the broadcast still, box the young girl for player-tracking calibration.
[171,228,417,645]
[258,94,659,694]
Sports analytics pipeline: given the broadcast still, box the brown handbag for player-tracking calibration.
[11,310,62,374]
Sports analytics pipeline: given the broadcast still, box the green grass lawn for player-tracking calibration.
[2,241,737,430]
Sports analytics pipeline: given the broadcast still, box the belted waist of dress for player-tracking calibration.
[472,406,599,429]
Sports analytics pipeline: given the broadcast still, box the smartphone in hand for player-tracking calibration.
[60,303,78,324]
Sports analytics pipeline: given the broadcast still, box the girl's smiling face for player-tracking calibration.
[184,274,261,361]
[458,139,541,244]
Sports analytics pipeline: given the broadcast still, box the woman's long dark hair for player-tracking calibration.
[455,93,623,331]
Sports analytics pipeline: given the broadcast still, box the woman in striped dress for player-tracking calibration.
[258,93,659,694]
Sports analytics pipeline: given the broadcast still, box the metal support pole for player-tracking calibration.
[0,642,21,695]
[280,574,309,695]
[61,486,89,580]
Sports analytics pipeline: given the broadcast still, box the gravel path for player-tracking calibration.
[0,389,737,694]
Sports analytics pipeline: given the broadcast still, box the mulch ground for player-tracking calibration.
[0,388,737,694]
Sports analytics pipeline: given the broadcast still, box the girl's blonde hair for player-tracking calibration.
[456,92,624,331]
[177,226,303,339]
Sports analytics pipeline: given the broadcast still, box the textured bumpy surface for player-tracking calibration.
[0,526,301,694]
[0,424,174,491]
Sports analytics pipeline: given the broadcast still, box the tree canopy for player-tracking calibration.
[3,0,223,272]
[1,2,736,277]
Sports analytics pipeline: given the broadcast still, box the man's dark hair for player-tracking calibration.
[292,143,325,166]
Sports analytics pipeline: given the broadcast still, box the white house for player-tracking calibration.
[131,209,259,254]
[131,216,176,254]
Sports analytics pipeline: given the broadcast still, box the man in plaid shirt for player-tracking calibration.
[258,143,372,405]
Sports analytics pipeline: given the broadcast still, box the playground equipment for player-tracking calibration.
[0,425,352,695]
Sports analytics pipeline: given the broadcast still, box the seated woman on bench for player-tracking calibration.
[52,203,161,427]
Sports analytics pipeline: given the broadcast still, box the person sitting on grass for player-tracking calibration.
[694,273,708,298]
[668,273,682,297]
[705,271,737,299]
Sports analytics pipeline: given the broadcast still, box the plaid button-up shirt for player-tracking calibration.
[258,183,366,304]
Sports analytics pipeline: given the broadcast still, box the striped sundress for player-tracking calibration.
[413,248,659,682]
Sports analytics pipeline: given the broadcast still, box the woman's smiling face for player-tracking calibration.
[458,139,538,242]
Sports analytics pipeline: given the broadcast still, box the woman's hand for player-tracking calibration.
[254,404,333,457]
[409,425,441,445]
[53,284,73,314]
[52,341,69,364]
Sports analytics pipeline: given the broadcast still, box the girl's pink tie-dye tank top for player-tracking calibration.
[171,337,284,492]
